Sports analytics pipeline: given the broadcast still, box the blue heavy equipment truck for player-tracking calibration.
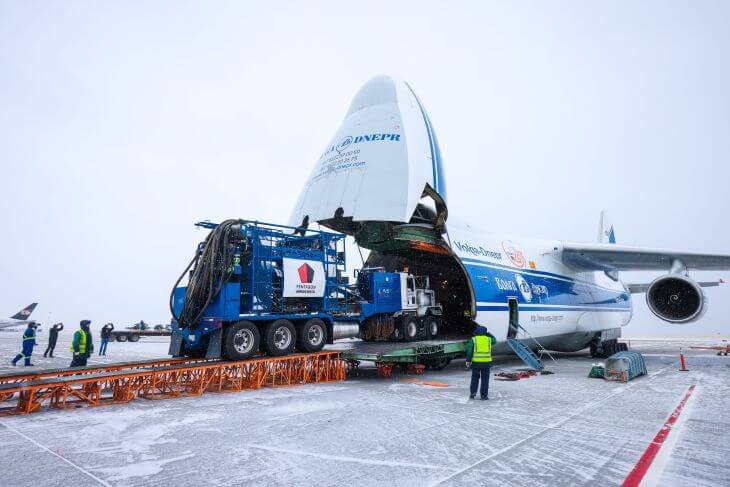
[169,220,443,360]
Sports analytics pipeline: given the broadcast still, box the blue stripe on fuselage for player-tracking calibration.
[461,258,630,311]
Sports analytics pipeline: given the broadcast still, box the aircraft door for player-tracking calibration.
[507,297,519,339]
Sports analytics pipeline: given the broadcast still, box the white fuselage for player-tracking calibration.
[447,221,631,350]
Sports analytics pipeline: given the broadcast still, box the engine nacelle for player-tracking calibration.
[646,275,707,324]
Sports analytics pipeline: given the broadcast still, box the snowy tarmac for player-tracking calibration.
[0,330,728,487]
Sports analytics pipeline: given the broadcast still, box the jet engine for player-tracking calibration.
[645,275,707,323]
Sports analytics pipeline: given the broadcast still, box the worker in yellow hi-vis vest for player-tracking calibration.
[465,325,496,400]
[70,320,94,367]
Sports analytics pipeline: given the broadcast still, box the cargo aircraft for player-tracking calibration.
[289,76,730,357]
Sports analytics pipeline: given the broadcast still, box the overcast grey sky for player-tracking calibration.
[1,1,728,337]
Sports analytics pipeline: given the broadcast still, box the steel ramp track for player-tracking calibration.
[506,338,545,370]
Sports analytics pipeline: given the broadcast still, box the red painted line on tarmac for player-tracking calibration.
[621,384,696,487]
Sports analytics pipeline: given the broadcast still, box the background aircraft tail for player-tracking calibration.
[10,302,37,320]
[597,210,616,244]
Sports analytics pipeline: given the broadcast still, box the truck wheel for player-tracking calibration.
[403,317,418,342]
[264,319,296,356]
[425,317,439,339]
[128,334,140,342]
[117,334,128,342]
[224,321,260,360]
[297,318,327,353]
[429,356,451,370]
[182,342,207,358]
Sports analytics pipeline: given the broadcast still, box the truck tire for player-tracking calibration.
[425,317,439,339]
[128,334,140,342]
[223,321,260,360]
[263,319,296,356]
[428,356,451,370]
[297,318,327,353]
[403,317,418,342]
[182,342,207,358]
[116,334,128,342]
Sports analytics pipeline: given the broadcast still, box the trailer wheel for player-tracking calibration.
[224,321,260,360]
[403,317,418,342]
[297,318,327,353]
[116,334,128,342]
[128,334,140,342]
[263,319,296,356]
[425,317,440,339]
[428,356,451,370]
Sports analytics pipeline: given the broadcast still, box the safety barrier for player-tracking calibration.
[0,352,346,416]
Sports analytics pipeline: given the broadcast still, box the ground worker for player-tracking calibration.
[11,321,38,366]
[465,325,497,400]
[70,320,94,367]
[99,322,114,356]
[43,322,64,358]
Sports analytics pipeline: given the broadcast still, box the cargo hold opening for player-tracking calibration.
[364,245,476,339]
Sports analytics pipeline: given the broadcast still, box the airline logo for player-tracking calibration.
[283,258,325,297]
[321,133,402,157]
[452,241,502,260]
[20,309,30,317]
[515,274,532,302]
[502,240,526,268]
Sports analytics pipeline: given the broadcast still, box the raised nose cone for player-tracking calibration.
[289,75,446,233]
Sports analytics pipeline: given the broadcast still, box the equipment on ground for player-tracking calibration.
[110,322,171,342]
[0,353,345,416]
[506,338,545,371]
[690,340,729,356]
[603,351,647,382]
[169,220,444,360]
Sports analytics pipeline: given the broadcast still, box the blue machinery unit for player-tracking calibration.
[169,219,443,361]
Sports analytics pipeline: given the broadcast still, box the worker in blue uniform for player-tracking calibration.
[70,320,94,367]
[11,322,38,366]
[99,323,114,356]
[465,325,496,400]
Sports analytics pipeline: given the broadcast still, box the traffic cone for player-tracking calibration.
[679,349,689,372]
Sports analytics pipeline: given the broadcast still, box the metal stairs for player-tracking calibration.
[506,338,545,371]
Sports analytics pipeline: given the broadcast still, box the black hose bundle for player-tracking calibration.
[170,219,248,328]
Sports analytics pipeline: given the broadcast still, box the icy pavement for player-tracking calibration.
[0,331,728,487]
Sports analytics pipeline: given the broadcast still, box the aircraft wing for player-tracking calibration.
[561,242,730,272]
[0,321,28,330]
[626,280,724,294]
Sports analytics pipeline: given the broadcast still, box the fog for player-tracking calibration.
[1,1,728,337]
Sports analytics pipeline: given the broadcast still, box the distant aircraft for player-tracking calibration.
[289,75,730,357]
[0,303,38,330]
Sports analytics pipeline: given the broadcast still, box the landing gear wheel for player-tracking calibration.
[128,334,140,342]
[402,317,418,342]
[117,334,128,342]
[589,343,598,358]
[425,317,440,339]
[297,318,327,353]
[618,342,628,352]
[264,319,296,356]
[224,321,260,360]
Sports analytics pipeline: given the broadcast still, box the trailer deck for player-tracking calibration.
[333,339,468,363]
